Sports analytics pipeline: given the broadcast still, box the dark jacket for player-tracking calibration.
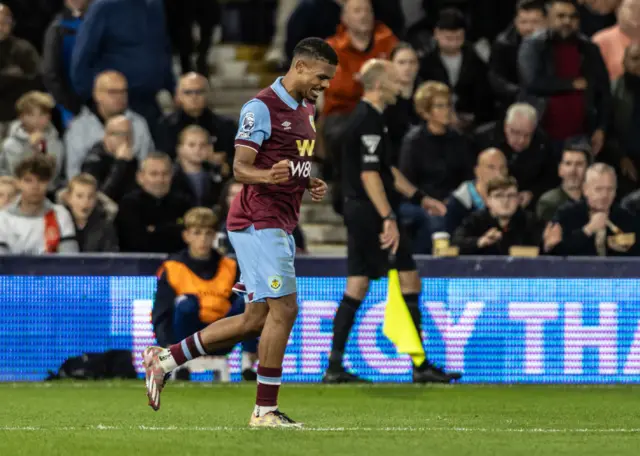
[452,208,541,255]
[551,200,640,256]
[607,74,640,163]
[71,201,119,252]
[152,249,238,347]
[171,162,223,209]
[70,0,174,101]
[41,8,84,118]
[488,24,522,107]
[383,95,420,166]
[399,125,473,201]
[0,35,42,121]
[115,188,193,253]
[518,30,611,133]
[81,141,138,203]
[154,109,237,163]
[473,120,557,201]
[418,43,494,124]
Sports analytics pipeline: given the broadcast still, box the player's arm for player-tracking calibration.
[232,99,289,185]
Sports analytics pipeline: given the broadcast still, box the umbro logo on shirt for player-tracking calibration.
[281,121,292,130]
[361,135,381,154]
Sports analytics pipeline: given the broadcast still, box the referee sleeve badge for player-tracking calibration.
[361,135,381,154]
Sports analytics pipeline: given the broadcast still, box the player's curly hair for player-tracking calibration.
[293,37,339,66]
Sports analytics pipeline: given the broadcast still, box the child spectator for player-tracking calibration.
[152,207,257,381]
[0,175,18,209]
[59,173,119,252]
[1,91,65,189]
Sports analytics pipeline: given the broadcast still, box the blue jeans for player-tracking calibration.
[172,293,258,355]
[399,202,446,254]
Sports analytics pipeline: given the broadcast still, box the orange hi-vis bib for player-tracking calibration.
[159,257,237,323]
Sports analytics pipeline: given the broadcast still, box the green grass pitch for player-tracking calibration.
[1,381,639,456]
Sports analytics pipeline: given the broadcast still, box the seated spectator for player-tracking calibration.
[546,163,640,255]
[70,0,174,130]
[81,115,138,203]
[42,0,89,129]
[452,176,541,255]
[58,173,118,252]
[64,71,154,179]
[0,4,42,125]
[115,152,192,253]
[152,207,258,380]
[1,91,64,190]
[536,142,590,223]
[384,42,420,164]
[172,125,224,208]
[473,103,556,208]
[0,155,78,254]
[607,43,640,196]
[489,0,546,111]
[592,8,632,81]
[418,8,494,131]
[399,81,473,253]
[518,0,610,157]
[446,147,508,233]
[155,73,236,171]
[0,175,18,208]
[2,0,60,53]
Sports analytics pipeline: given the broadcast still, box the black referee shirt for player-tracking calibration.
[341,100,400,210]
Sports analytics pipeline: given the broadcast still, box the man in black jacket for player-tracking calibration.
[518,0,611,157]
[115,152,193,253]
[41,0,89,129]
[155,73,236,171]
[489,0,546,111]
[473,102,556,208]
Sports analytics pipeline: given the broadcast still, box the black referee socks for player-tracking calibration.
[328,295,362,370]
[403,293,423,343]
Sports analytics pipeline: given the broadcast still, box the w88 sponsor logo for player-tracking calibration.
[290,160,311,178]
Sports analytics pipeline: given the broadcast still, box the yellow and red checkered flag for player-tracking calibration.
[382,268,425,367]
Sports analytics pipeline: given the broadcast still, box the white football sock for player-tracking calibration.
[158,349,178,372]
[254,405,278,417]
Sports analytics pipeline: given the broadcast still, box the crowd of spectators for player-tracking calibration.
[0,0,639,259]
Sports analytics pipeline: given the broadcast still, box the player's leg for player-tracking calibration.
[248,228,301,427]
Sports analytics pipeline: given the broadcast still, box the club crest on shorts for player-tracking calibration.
[268,275,283,291]
[309,115,316,132]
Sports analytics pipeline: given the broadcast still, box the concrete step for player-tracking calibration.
[303,223,347,245]
[306,243,347,256]
[299,203,343,225]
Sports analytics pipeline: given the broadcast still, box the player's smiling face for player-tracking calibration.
[296,59,337,103]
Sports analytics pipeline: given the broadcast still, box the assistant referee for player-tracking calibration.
[323,59,462,384]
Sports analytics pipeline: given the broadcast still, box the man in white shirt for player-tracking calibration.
[0,155,78,254]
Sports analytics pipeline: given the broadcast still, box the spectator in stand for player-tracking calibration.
[474,103,556,208]
[172,125,224,208]
[64,71,154,179]
[418,8,494,131]
[2,0,61,53]
[399,81,473,253]
[81,115,138,203]
[155,73,236,172]
[577,0,617,36]
[592,7,632,81]
[0,175,18,208]
[285,0,404,62]
[452,176,541,255]
[0,155,78,254]
[42,0,89,129]
[1,92,64,190]
[265,0,299,69]
[607,44,640,196]
[384,42,420,165]
[489,0,546,111]
[70,0,174,131]
[546,163,640,255]
[115,152,192,253]
[165,0,220,75]
[537,142,590,223]
[518,0,611,158]
[446,147,508,234]
[0,4,41,128]
[58,173,118,252]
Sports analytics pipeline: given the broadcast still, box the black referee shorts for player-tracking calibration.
[344,199,416,279]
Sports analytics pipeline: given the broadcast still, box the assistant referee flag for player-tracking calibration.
[382,268,425,367]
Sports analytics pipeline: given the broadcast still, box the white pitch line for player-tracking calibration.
[1,425,639,433]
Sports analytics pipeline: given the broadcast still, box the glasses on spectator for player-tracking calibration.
[108,130,130,137]
[491,192,519,201]
[556,12,579,20]
[432,102,450,109]
[506,127,532,140]
[181,89,206,96]
[103,88,128,95]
